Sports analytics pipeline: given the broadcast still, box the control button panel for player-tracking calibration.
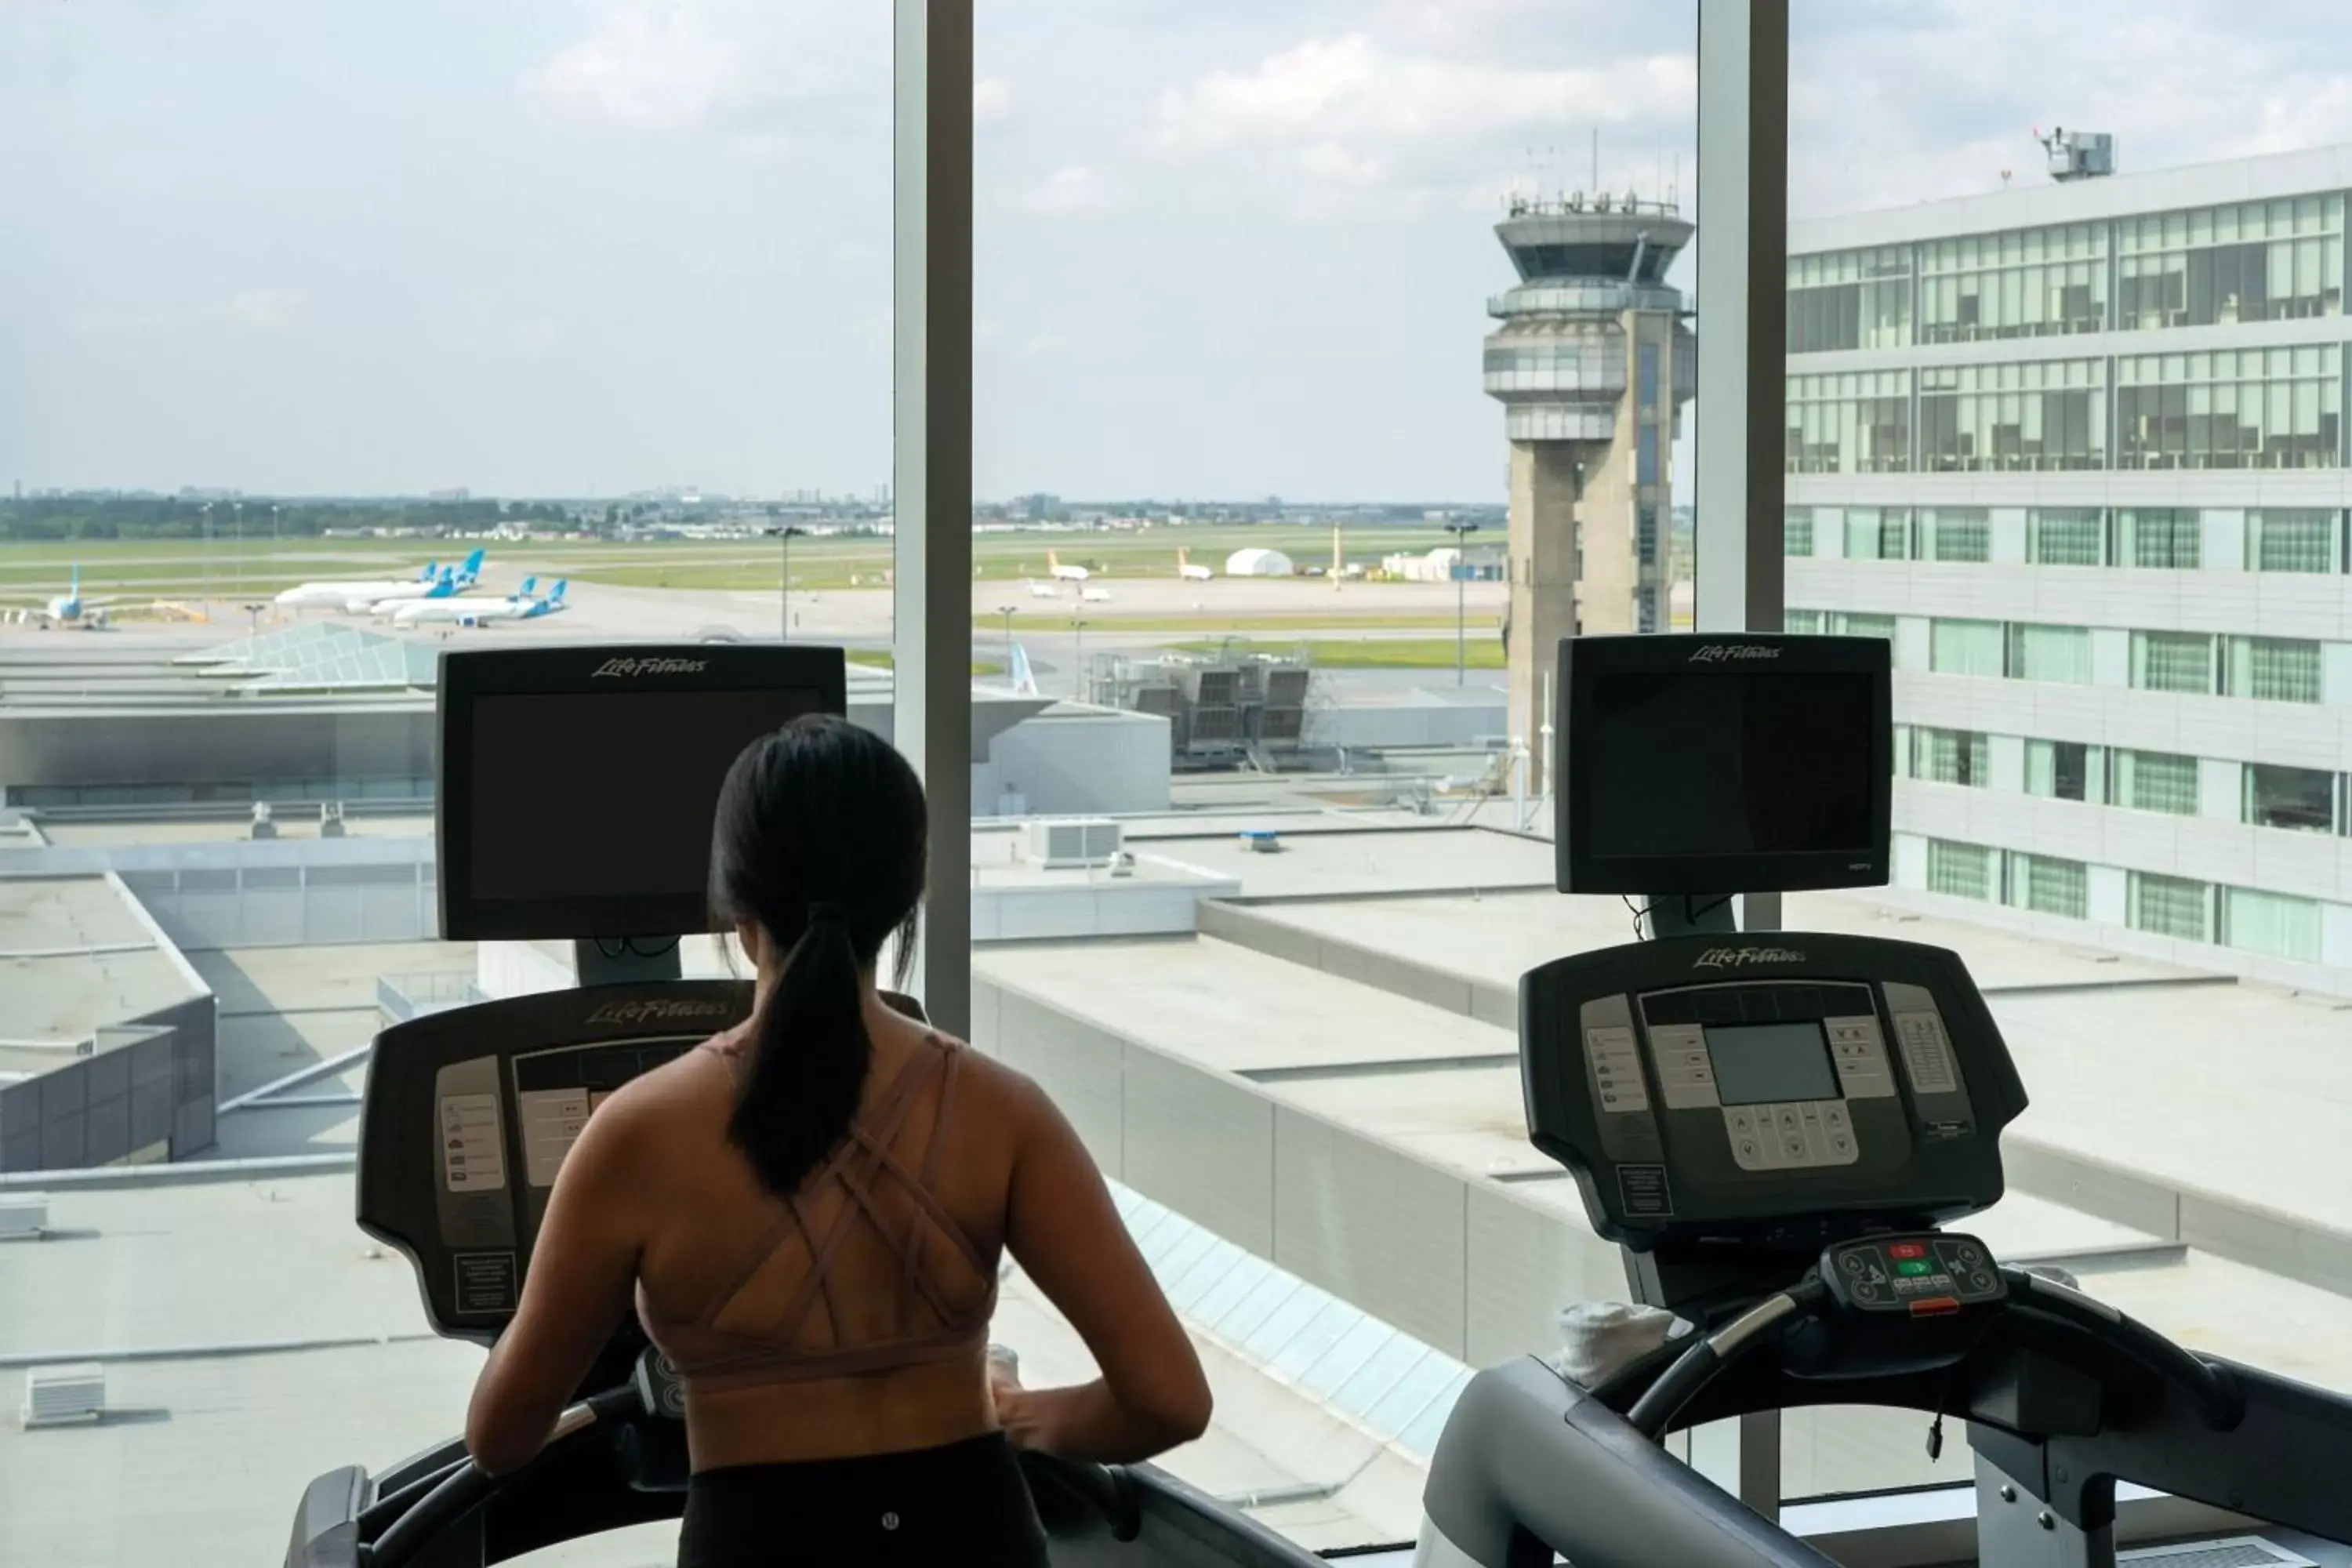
[1724,1098,1860,1170]
[1824,1014,1897,1101]
[1584,1025,1650,1115]
[1893,1011,1958,1095]
[1821,1232,2005,1316]
[1645,1023,1719,1110]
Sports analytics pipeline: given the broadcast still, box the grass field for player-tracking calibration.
[0,523,1465,600]
[1169,636,1506,670]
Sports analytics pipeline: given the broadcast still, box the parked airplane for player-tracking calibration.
[1045,550,1090,583]
[276,549,485,612]
[1080,586,1112,603]
[1025,579,1062,599]
[1177,546,1214,582]
[394,579,566,627]
[1,565,114,629]
[1005,641,1040,696]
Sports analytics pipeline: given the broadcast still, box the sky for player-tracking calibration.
[5,0,2352,502]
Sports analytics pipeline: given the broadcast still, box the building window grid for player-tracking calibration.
[1915,728,1989,786]
[2132,630,2217,694]
[2220,887,2324,962]
[2118,750,2202,816]
[1921,508,1991,561]
[1926,840,1994,901]
[1787,246,1913,352]
[2243,763,2339,833]
[1918,359,2106,472]
[2029,508,2107,565]
[2115,345,2343,470]
[1835,612,1896,641]
[1929,618,2005,677]
[2248,508,2341,572]
[2115,194,2345,328]
[1784,508,1814,557]
[2129,872,2216,942]
[2007,852,2089,919]
[1843,506,1913,561]
[1919,222,2107,343]
[2226,636,2325,703]
[2122,508,2203,569]
[1786,369,1911,474]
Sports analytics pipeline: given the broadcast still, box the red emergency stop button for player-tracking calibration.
[1907,1297,1961,1317]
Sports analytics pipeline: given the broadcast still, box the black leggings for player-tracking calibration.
[678,1432,1049,1567]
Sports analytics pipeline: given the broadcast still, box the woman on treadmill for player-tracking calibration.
[463,713,1212,1565]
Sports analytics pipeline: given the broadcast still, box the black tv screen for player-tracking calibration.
[436,645,848,939]
[1557,635,1890,895]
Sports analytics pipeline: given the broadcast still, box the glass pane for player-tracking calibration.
[1790,0,2352,1516]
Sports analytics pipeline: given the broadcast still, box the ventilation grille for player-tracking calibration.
[21,1363,106,1428]
[1024,818,1124,869]
[2120,1538,2315,1568]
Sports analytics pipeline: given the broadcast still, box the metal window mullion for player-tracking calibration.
[892,0,974,1035]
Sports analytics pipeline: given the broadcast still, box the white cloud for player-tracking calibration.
[1152,34,1693,159]
[973,78,1014,125]
[1016,165,1125,216]
[525,1,746,132]
[230,289,303,330]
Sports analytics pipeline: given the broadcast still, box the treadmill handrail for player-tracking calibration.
[1999,1267,2245,1432]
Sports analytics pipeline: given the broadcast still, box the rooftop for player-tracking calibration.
[0,875,205,1058]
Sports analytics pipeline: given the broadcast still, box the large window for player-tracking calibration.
[2122,507,2202,568]
[2116,194,2345,327]
[1918,359,2105,471]
[1843,506,1912,561]
[1913,727,1989,786]
[2026,739,2094,801]
[2115,345,2342,469]
[1919,507,1991,562]
[1919,222,2107,342]
[1926,839,1994,900]
[2132,630,2216,694]
[2116,750,2202,815]
[2130,871,2216,941]
[2226,636,2325,702]
[2006,621,2091,684]
[2028,508,2107,565]
[1786,245,1913,351]
[1782,509,1814,557]
[2223,887,2324,961]
[2008,851,2089,918]
[2248,508,2342,572]
[1929,618,2005,677]
[2245,764,2337,833]
[1786,370,1911,473]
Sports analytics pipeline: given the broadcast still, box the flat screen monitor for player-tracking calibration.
[437,644,848,939]
[1555,633,1891,895]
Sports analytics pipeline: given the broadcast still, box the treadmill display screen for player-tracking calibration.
[468,689,825,902]
[1704,1022,1840,1106]
[1584,671,1877,859]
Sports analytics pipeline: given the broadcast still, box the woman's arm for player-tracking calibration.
[994,1075,1212,1464]
[464,1091,649,1475]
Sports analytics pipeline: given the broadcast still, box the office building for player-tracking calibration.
[1784,143,2352,984]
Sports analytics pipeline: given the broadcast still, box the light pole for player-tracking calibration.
[768,524,805,641]
[1069,616,1089,701]
[1445,520,1481,687]
[232,502,244,599]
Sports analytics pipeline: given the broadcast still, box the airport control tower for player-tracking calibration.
[1484,192,1694,786]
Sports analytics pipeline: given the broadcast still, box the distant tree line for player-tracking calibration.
[0,497,575,542]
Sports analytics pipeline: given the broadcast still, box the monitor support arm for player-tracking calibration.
[573,939,684,987]
[1641,895,1738,939]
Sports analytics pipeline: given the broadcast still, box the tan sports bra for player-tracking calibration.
[637,1030,996,1393]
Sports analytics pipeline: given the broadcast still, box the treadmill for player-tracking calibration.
[1414,633,2352,1567]
[284,644,1323,1568]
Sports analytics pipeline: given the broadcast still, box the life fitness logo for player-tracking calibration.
[584,999,731,1025]
[1693,946,1807,971]
[590,657,707,678]
[1688,644,1781,664]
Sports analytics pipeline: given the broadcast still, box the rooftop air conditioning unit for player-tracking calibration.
[21,1363,106,1428]
[1025,818,1124,869]
[0,1194,48,1240]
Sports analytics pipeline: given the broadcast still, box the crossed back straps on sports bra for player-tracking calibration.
[637,1029,998,1394]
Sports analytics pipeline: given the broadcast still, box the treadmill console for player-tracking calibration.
[1521,933,2025,1247]
[358,981,753,1342]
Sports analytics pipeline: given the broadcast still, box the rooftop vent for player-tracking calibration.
[0,1194,48,1240]
[20,1363,106,1428]
[1025,818,1124,869]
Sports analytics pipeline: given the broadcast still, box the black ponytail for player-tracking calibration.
[709,715,927,1197]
